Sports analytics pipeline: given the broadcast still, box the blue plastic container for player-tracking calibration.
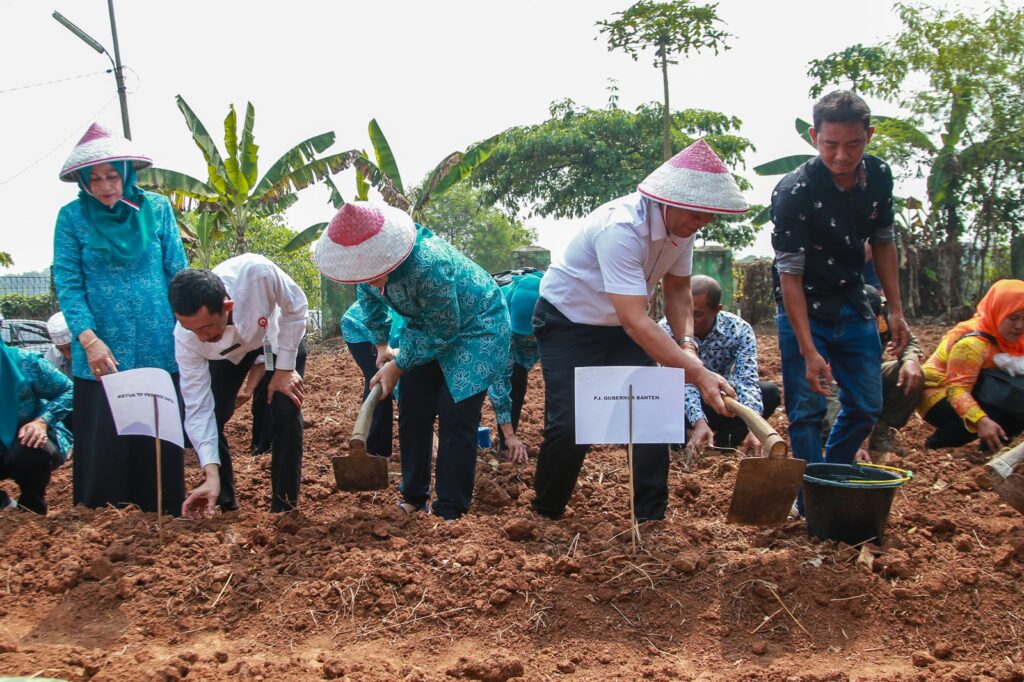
[476,426,492,449]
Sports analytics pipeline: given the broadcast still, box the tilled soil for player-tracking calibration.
[1,325,1023,681]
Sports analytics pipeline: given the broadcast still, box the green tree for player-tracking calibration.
[597,0,732,160]
[195,213,321,307]
[138,96,360,256]
[471,99,761,249]
[0,252,12,269]
[417,184,537,273]
[805,2,1024,311]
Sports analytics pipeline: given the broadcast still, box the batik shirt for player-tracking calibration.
[359,227,511,403]
[11,348,73,460]
[487,333,540,424]
[341,301,404,349]
[53,192,187,380]
[919,333,996,430]
[659,311,762,426]
[771,155,895,322]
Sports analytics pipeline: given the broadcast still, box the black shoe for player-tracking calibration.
[218,499,239,512]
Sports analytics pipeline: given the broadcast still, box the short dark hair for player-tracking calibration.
[168,268,228,316]
[690,274,722,309]
[812,90,871,131]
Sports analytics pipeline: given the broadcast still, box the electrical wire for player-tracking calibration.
[0,94,118,186]
[0,69,111,96]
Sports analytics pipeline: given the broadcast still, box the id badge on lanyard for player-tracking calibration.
[259,316,275,371]
[263,335,275,372]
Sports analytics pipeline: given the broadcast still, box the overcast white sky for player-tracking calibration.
[0,0,996,273]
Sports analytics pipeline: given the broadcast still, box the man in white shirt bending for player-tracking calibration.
[168,254,308,517]
[532,139,749,521]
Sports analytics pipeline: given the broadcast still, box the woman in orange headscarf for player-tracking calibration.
[919,279,1024,452]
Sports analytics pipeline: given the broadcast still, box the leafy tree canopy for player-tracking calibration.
[471,99,761,248]
[596,0,731,68]
[416,183,537,274]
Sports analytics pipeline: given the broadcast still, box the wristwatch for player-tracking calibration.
[678,335,700,352]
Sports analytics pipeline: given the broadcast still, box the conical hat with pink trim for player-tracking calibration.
[313,201,417,284]
[59,122,152,182]
[637,139,748,214]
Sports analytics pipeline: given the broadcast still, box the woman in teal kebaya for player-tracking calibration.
[315,201,510,520]
[52,123,188,514]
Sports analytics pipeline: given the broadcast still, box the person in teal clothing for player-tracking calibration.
[314,201,510,520]
[0,338,73,514]
[342,300,405,458]
[52,122,188,514]
[486,269,543,463]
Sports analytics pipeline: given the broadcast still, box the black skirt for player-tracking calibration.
[72,375,186,515]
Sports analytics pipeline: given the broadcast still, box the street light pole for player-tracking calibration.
[52,3,132,140]
[105,0,130,140]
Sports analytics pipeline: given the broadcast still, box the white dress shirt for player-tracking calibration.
[539,193,694,326]
[175,254,308,467]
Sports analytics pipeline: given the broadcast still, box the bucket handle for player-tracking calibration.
[844,462,914,485]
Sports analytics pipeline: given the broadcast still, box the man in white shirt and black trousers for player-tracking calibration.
[531,139,749,522]
[167,254,308,517]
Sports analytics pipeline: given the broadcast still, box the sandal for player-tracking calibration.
[396,501,426,514]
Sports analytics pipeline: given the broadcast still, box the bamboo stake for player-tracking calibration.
[627,385,641,552]
[153,395,164,546]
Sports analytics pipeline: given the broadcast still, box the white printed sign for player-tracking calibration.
[101,368,184,448]
[574,366,686,445]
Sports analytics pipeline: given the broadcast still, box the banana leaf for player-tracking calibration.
[240,102,259,189]
[283,222,328,253]
[223,104,249,198]
[252,148,360,206]
[796,118,814,147]
[137,168,220,212]
[414,134,501,211]
[368,119,404,195]
[250,132,340,199]
[176,95,229,195]
[751,205,772,227]
[753,154,813,176]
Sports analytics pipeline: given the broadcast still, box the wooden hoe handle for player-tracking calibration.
[350,384,383,455]
[722,395,788,458]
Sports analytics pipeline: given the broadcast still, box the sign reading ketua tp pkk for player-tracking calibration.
[101,368,184,448]
[574,366,685,444]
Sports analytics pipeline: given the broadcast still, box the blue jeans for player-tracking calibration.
[778,304,882,466]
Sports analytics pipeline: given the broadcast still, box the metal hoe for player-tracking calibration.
[332,384,390,491]
[724,395,806,525]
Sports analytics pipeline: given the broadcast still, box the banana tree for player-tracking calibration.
[138,95,362,255]
[282,119,500,252]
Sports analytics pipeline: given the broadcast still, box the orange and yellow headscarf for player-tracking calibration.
[946,279,1024,356]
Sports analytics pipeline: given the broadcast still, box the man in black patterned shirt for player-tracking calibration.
[771,90,909,467]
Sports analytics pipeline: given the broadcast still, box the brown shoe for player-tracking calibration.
[868,423,904,456]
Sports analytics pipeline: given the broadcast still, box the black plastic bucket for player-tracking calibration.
[803,463,911,545]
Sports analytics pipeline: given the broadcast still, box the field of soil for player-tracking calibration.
[1,324,1023,681]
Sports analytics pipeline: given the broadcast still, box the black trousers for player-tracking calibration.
[532,298,669,521]
[701,381,782,448]
[209,340,306,512]
[397,360,486,520]
[497,363,530,450]
[0,430,62,515]
[73,375,186,515]
[347,341,395,458]
[250,381,273,455]
[923,393,1024,450]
